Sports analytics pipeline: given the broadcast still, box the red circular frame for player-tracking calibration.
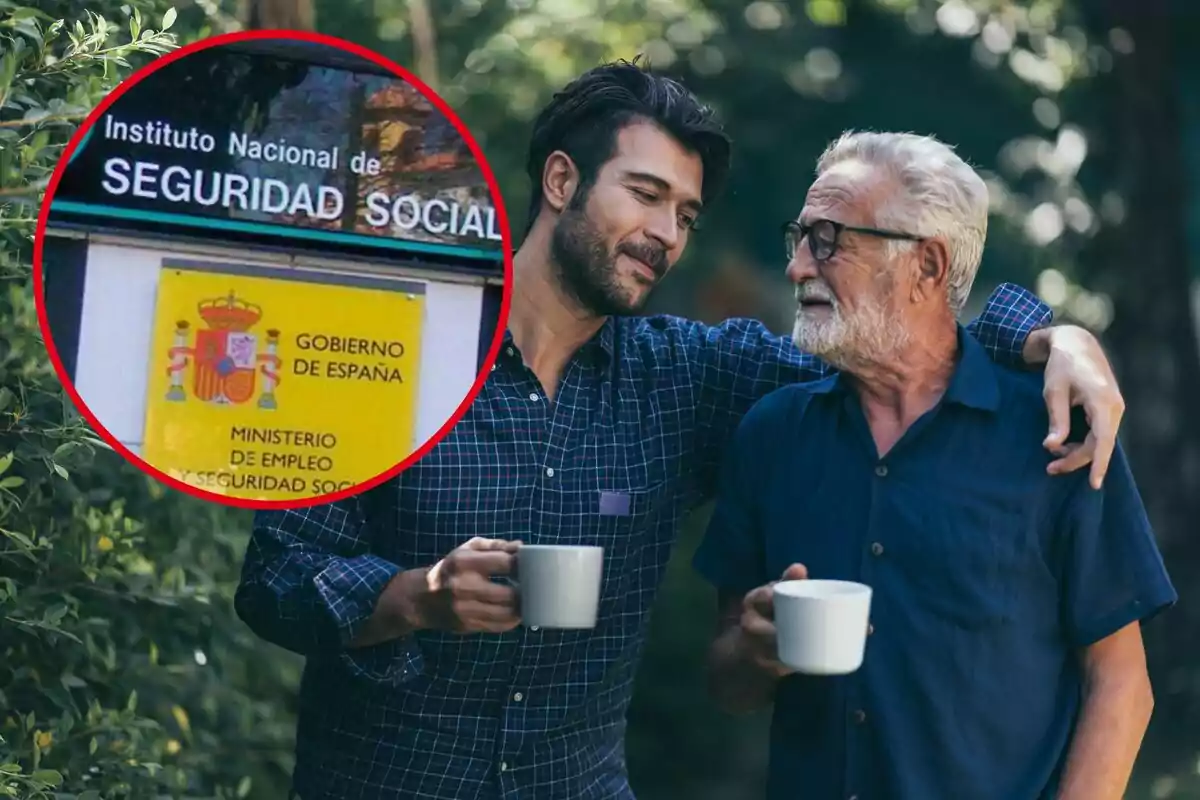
[32,29,514,511]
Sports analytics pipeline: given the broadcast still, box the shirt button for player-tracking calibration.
[499,762,509,772]
[530,625,540,632]
[868,623,875,635]
[853,709,867,724]
[545,467,555,477]
[871,542,884,556]
[506,347,515,357]
[513,691,524,701]
[875,464,888,477]
[529,392,540,401]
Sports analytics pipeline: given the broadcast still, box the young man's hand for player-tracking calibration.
[1025,325,1125,489]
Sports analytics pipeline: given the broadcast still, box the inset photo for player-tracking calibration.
[35,30,512,509]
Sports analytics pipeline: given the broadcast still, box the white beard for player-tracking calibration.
[792,283,911,369]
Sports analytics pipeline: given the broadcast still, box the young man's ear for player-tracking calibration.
[542,151,581,213]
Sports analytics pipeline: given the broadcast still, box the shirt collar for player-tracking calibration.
[943,325,1001,412]
[594,317,616,363]
[500,316,616,366]
[800,324,1001,413]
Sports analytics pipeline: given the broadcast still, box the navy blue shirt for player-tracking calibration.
[693,327,1177,800]
[236,287,1053,800]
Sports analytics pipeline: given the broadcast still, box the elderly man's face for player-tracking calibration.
[786,161,914,366]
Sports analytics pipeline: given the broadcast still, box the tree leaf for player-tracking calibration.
[9,7,50,22]
[61,674,87,689]
[162,7,177,31]
[52,442,79,460]
[1,528,36,549]
[30,769,62,786]
[44,605,68,626]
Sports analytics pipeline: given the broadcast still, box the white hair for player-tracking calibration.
[814,131,989,314]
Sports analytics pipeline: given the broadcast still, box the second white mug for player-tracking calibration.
[773,579,873,675]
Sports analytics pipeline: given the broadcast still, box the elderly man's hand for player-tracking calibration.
[1027,325,1125,489]
[737,563,809,679]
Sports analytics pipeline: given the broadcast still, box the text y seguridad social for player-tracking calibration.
[96,115,502,243]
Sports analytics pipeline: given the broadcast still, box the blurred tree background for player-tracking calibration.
[1,0,1198,798]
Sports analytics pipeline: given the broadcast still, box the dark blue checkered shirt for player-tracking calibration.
[235,283,1052,800]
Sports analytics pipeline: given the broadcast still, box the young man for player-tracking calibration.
[696,132,1173,800]
[235,61,1127,800]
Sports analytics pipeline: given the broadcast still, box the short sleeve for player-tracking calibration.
[692,389,796,596]
[963,282,1053,367]
[1056,443,1178,647]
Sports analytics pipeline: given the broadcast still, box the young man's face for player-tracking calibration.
[551,121,704,316]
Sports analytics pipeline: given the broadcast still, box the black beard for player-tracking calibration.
[549,188,665,317]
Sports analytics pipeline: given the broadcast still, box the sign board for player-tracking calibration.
[141,264,424,501]
[50,43,503,265]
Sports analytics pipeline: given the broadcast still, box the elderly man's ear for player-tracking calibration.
[912,239,951,304]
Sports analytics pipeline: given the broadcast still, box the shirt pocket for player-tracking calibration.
[581,481,675,614]
[907,498,1032,631]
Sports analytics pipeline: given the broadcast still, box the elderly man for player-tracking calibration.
[694,131,1176,800]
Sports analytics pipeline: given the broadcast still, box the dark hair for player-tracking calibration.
[523,57,731,236]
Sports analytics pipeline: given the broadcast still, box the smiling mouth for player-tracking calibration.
[625,255,660,282]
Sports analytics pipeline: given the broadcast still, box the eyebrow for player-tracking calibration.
[622,170,703,213]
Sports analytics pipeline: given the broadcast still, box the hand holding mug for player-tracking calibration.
[739,563,809,678]
[421,537,523,633]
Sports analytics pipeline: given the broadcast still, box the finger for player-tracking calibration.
[455,550,518,577]
[1042,381,1071,450]
[1084,408,1119,490]
[426,559,447,590]
[452,600,522,631]
[1046,440,1093,476]
[780,563,808,581]
[462,580,520,609]
[448,569,519,604]
[740,610,777,640]
[463,537,523,553]
[753,654,795,679]
[744,585,776,619]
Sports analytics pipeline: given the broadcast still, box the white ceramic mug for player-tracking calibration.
[516,545,604,629]
[773,579,873,675]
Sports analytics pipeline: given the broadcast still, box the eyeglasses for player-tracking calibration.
[782,219,924,263]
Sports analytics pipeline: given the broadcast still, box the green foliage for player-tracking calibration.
[0,3,176,205]
[0,4,300,798]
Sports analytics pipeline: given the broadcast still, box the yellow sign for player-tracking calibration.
[142,266,424,501]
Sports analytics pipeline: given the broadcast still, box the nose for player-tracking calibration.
[785,247,818,285]
[643,206,681,252]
